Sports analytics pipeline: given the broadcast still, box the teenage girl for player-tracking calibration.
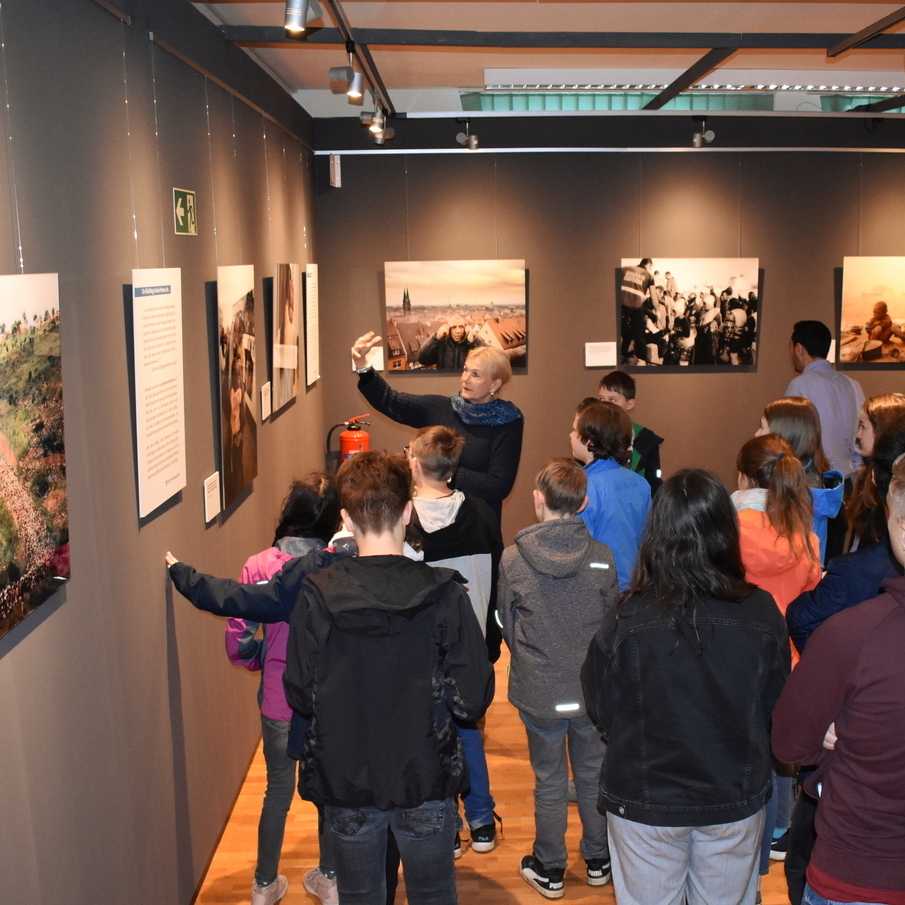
[734,433,821,619]
[733,434,821,891]
[226,474,341,905]
[755,396,842,564]
[846,393,905,551]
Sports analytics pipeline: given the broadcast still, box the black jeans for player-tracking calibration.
[785,789,818,905]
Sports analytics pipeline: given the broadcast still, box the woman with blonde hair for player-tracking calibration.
[351,332,523,524]
[756,396,843,563]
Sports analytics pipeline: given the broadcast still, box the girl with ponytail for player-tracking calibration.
[733,434,820,893]
[733,433,820,618]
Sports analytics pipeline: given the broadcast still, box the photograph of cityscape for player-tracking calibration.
[383,259,527,371]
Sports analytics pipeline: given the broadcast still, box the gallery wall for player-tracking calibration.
[314,150,905,541]
[0,2,324,903]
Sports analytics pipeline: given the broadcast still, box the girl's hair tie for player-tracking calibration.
[775,452,785,460]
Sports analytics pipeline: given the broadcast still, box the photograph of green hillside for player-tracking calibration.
[0,273,68,640]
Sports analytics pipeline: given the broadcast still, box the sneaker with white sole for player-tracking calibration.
[303,867,338,905]
[251,875,288,905]
[471,812,502,853]
[586,857,611,886]
[769,830,789,861]
[520,854,565,899]
[454,832,463,860]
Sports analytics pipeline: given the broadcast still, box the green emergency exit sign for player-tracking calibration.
[173,188,197,235]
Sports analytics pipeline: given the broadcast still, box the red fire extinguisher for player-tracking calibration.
[339,414,371,461]
[326,414,371,472]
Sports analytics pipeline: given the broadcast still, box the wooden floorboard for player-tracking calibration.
[194,651,791,904]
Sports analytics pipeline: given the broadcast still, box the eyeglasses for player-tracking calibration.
[403,445,413,457]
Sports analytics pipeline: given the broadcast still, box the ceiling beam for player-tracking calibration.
[849,93,905,113]
[827,5,905,57]
[643,47,735,110]
[221,26,905,51]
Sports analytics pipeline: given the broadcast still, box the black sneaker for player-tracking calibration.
[471,812,502,853]
[520,854,565,899]
[586,857,612,886]
[453,833,463,860]
[769,830,789,861]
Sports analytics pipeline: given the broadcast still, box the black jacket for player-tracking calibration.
[417,333,481,371]
[582,587,789,827]
[284,555,495,809]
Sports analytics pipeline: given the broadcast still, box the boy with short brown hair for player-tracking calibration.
[500,458,618,899]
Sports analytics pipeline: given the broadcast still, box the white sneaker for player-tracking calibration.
[304,867,339,905]
[251,875,288,905]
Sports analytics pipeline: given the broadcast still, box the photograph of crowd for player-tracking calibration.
[619,257,760,369]
[839,256,905,365]
[383,259,527,371]
[0,273,68,640]
[217,265,257,509]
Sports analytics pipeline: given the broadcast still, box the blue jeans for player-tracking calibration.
[519,710,609,870]
[759,772,794,874]
[256,715,298,885]
[456,720,495,828]
[327,798,457,905]
[803,884,885,905]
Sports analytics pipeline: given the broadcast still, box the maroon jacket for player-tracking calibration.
[772,575,905,895]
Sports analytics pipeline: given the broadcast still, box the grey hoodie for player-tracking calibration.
[499,518,617,719]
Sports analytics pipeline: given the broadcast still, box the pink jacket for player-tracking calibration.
[225,538,323,721]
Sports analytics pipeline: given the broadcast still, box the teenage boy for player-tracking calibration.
[283,450,494,905]
[571,399,651,592]
[405,425,504,855]
[500,458,618,899]
[597,370,664,495]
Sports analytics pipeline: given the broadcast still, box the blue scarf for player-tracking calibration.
[449,392,522,426]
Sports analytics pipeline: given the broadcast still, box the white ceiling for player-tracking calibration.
[191,2,905,117]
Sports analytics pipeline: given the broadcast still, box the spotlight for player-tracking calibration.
[329,65,354,84]
[373,126,395,146]
[348,71,364,99]
[692,117,715,148]
[369,109,385,134]
[456,120,480,150]
[284,0,322,33]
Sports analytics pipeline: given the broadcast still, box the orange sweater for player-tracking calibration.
[737,509,820,665]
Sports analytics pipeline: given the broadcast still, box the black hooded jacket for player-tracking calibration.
[284,555,494,809]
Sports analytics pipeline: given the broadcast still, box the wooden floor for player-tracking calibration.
[194,651,791,905]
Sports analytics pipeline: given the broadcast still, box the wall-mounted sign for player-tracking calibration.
[173,188,197,235]
[132,268,187,518]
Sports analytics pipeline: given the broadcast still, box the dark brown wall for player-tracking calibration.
[314,151,905,542]
[0,2,320,903]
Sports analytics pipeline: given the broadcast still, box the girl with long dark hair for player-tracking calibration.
[582,469,789,905]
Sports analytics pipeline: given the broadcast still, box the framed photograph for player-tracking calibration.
[839,256,905,366]
[383,259,527,371]
[217,264,257,509]
[272,263,301,411]
[618,257,760,370]
[0,273,68,640]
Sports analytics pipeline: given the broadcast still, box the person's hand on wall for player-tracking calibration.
[351,332,382,368]
[165,551,179,567]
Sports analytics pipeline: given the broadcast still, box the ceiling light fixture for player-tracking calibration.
[369,109,385,134]
[456,119,480,150]
[692,116,715,149]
